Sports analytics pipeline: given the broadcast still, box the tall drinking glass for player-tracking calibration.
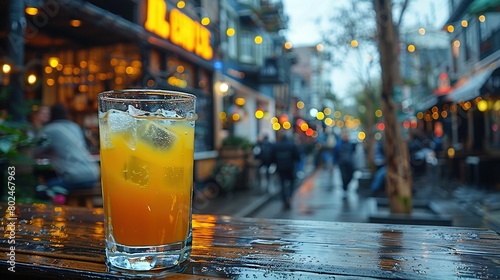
[97,89,196,271]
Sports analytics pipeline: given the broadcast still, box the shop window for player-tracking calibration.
[41,43,142,113]
[166,57,193,89]
[227,18,238,59]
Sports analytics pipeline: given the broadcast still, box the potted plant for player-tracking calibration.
[0,121,36,159]
[0,119,38,200]
[218,135,255,190]
[221,135,254,151]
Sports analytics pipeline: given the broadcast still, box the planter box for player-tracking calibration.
[218,147,251,190]
[367,198,453,226]
[218,147,249,171]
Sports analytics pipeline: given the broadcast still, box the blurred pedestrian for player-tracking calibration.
[432,134,444,156]
[271,133,301,210]
[32,104,100,204]
[373,137,385,171]
[253,133,274,188]
[408,129,434,178]
[294,133,306,179]
[370,138,387,196]
[333,130,357,195]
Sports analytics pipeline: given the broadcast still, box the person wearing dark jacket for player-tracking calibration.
[333,130,357,194]
[254,134,274,187]
[271,133,301,210]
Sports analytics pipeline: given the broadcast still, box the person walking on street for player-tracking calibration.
[333,130,357,195]
[253,133,274,189]
[271,133,301,210]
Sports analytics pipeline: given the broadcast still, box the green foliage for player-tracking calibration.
[221,135,254,150]
[0,120,36,160]
[0,85,40,161]
[0,118,40,202]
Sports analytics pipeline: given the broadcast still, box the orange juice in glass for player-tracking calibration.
[98,90,196,271]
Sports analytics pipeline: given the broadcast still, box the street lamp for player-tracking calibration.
[219,82,229,96]
[2,64,11,74]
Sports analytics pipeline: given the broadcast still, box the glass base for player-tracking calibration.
[106,235,192,271]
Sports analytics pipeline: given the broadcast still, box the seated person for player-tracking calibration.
[27,105,50,139]
[32,104,100,203]
[370,166,387,196]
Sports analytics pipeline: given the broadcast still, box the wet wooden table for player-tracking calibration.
[1,203,500,279]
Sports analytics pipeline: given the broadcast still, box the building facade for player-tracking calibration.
[1,0,294,157]
[408,0,500,157]
[1,0,218,155]
[290,45,334,141]
[417,0,500,186]
[217,0,290,143]
[443,0,500,153]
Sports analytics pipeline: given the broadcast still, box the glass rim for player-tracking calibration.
[98,89,196,102]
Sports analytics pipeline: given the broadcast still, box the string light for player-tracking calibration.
[226,28,235,37]
[254,36,263,44]
[25,7,38,16]
[27,74,37,85]
[201,17,210,26]
[2,64,11,74]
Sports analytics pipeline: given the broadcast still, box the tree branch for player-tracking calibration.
[397,0,410,28]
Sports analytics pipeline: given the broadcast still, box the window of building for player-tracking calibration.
[166,57,194,89]
[255,35,263,66]
[238,0,260,8]
[42,43,142,113]
[228,18,238,59]
[240,31,253,63]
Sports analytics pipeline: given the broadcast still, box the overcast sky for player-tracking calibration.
[282,0,450,97]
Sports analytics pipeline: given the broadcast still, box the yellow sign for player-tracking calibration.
[144,0,213,60]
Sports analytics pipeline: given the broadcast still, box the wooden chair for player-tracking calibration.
[66,182,102,208]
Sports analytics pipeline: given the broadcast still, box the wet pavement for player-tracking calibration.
[193,156,500,234]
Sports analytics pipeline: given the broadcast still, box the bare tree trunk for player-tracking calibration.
[373,0,412,214]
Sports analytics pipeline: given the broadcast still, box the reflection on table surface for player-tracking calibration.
[1,203,499,279]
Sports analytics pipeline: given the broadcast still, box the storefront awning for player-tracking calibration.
[467,0,500,14]
[448,68,495,102]
[481,66,500,95]
[414,94,454,111]
[415,95,439,111]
